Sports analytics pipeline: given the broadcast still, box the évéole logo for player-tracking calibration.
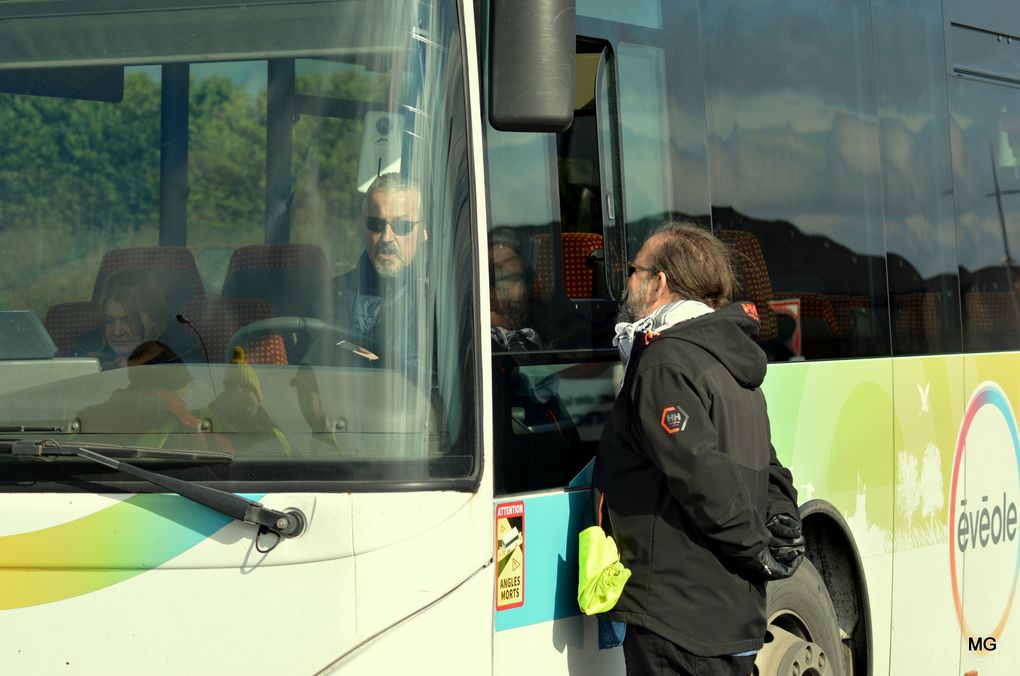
[948,382,1020,643]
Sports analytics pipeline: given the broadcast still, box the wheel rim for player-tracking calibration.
[755,623,833,676]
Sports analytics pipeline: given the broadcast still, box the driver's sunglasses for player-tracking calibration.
[364,216,419,236]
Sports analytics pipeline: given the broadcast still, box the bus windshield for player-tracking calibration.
[0,0,476,489]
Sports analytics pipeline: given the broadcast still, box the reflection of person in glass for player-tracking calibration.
[333,172,426,366]
[75,274,168,370]
[290,363,340,451]
[78,341,231,453]
[204,346,291,456]
[489,228,542,351]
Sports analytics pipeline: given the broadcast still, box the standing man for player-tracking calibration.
[333,172,427,369]
[594,221,803,675]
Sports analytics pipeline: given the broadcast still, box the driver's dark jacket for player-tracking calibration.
[593,302,798,657]
[332,251,424,371]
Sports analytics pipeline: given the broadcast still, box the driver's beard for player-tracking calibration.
[371,242,406,277]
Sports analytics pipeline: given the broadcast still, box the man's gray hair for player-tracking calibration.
[364,172,419,212]
[646,220,735,309]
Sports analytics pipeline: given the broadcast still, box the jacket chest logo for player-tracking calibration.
[660,405,689,434]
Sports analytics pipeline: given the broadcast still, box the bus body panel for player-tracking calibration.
[889,354,966,675]
[763,358,895,674]
[958,353,1020,675]
[492,489,623,674]
[494,616,624,675]
[321,563,493,674]
[0,491,489,674]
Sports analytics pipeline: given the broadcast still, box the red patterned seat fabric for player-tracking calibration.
[180,297,288,365]
[825,294,870,336]
[44,301,100,356]
[225,243,330,271]
[221,243,330,319]
[964,290,1020,351]
[562,232,604,299]
[93,246,205,313]
[796,291,842,337]
[892,292,942,350]
[717,230,778,341]
[531,232,604,300]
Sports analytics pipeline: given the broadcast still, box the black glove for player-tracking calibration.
[767,512,805,573]
[737,545,799,582]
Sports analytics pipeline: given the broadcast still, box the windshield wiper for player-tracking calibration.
[1,440,305,545]
[0,439,232,462]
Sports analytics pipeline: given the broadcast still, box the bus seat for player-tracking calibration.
[562,232,604,299]
[826,294,869,336]
[797,291,841,337]
[717,229,778,341]
[532,232,604,300]
[532,234,554,299]
[44,301,100,356]
[964,289,1020,351]
[892,292,941,353]
[93,247,205,314]
[180,297,288,365]
[221,243,330,319]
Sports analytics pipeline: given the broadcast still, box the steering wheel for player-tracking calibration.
[225,316,376,363]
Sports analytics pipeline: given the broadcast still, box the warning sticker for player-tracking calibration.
[495,501,525,611]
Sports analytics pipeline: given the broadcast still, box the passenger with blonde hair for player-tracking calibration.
[74,271,169,370]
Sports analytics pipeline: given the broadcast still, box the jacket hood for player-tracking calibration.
[655,301,767,388]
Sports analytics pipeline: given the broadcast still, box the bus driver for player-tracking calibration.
[332,173,427,369]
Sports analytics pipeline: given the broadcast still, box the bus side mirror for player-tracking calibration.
[488,0,575,132]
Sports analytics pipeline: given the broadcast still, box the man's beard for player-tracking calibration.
[617,277,652,324]
[371,241,405,277]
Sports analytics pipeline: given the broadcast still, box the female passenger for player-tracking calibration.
[75,273,169,370]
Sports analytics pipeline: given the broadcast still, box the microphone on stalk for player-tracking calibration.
[176,313,218,398]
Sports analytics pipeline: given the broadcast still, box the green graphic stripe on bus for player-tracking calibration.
[0,493,262,610]
[762,359,896,544]
[494,491,591,632]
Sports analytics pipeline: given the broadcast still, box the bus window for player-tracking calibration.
[702,1,891,361]
[487,41,624,495]
[949,76,1020,353]
[618,41,674,255]
[875,2,961,357]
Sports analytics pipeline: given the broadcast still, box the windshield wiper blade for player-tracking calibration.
[0,439,232,462]
[3,440,304,543]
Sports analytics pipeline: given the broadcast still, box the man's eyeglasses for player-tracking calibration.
[364,216,419,236]
[627,262,656,278]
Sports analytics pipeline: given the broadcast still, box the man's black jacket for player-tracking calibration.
[593,301,798,656]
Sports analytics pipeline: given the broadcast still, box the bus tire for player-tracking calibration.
[755,559,847,676]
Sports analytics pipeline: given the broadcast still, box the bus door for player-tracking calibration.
[484,1,713,670]
[485,36,623,676]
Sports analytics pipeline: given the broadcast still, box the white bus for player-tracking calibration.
[1,0,1018,674]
